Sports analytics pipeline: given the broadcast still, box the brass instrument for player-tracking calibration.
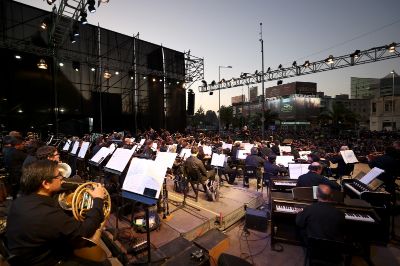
[59,181,111,262]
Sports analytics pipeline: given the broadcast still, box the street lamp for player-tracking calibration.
[218,65,232,134]
[391,70,395,130]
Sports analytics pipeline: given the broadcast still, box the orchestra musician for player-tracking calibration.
[327,146,355,179]
[296,184,345,243]
[6,160,109,266]
[244,147,265,189]
[263,154,287,186]
[296,162,341,190]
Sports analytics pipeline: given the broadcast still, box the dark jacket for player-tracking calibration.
[297,171,341,190]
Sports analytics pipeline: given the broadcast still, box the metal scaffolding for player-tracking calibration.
[198,42,400,92]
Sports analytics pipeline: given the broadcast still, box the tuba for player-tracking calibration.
[58,180,111,262]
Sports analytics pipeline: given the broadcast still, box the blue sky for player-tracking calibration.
[18,0,400,112]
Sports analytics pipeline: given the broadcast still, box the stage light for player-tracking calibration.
[220,78,226,83]
[18,109,23,113]
[240,73,249,79]
[278,64,282,69]
[277,80,283,85]
[143,76,147,80]
[325,55,334,64]
[99,0,109,3]
[351,50,361,59]
[59,62,64,67]
[70,33,77,43]
[176,81,180,84]
[152,78,156,82]
[267,67,271,72]
[292,61,297,67]
[88,0,96,13]
[209,91,213,95]
[115,71,119,75]
[37,59,48,70]
[40,17,50,30]
[201,80,207,87]
[91,67,95,72]
[47,0,56,5]
[388,42,396,53]
[80,11,88,25]
[104,69,111,79]
[210,80,216,86]
[72,61,80,71]
[159,79,163,82]
[60,108,65,113]
[128,70,134,79]
[302,61,310,67]
[254,70,259,75]
[15,55,21,59]
[72,23,79,36]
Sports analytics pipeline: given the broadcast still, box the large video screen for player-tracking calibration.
[266,96,320,120]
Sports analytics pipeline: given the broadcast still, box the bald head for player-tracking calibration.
[309,162,323,174]
[317,184,332,202]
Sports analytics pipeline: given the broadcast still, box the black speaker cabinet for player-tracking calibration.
[245,208,268,232]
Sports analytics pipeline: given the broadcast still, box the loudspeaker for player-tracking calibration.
[187,91,195,115]
[217,253,252,266]
[245,208,268,232]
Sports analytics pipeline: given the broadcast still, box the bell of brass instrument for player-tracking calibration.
[58,162,72,178]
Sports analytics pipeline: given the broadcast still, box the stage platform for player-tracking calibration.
[102,178,265,264]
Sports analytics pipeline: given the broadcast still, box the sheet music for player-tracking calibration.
[279,145,291,155]
[222,143,233,151]
[105,148,135,173]
[155,152,177,169]
[62,140,72,151]
[179,148,192,160]
[211,153,226,167]
[123,158,167,199]
[131,145,138,152]
[340,150,359,164]
[360,167,384,185]
[298,151,311,160]
[90,147,111,164]
[202,146,212,156]
[167,144,177,153]
[109,143,117,154]
[288,163,310,179]
[139,139,145,146]
[70,141,80,155]
[243,143,253,153]
[151,142,158,151]
[78,142,90,158]
[237,150,248,160]
[276,156,295,167]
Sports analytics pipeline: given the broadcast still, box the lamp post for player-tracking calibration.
[218,65,232,134]
[391,70,395,130]
[260,23,266,139]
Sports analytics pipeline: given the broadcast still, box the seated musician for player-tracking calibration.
[263,154,287,186]
[296,162,341,190]
[184,146,216,191]
[244,147,265,189]
[6,160,108,266]
[327,146,354,179]
[296,184,345,243]
[36,145,61,162]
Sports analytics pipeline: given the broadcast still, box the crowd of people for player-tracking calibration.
[0,127,399,265]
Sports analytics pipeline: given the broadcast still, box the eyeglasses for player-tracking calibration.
[52,153,60,157]
[53,173,64,180]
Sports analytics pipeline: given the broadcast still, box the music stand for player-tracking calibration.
[122,158,167,264]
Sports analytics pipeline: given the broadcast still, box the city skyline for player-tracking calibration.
[17,0,400,113]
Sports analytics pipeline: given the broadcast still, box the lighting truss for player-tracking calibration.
[198,42,400,92]
[185,50,204,89]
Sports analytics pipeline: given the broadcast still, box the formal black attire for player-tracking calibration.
[296,171,341,190]
[296,201,345,242]
[3,147,27,198]
[6,194,104,266]
[329,154,354,179]
[244,154,265,186]
[369,154,399,194]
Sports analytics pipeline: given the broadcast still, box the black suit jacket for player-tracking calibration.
[296,201,345,242]
[296,171,340,190]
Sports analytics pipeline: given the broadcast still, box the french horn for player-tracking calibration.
[58,162,72,178]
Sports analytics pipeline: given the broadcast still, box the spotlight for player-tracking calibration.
[143,76,147,80]
[88,0,96,13]
[254,70,259,75]
[115,71,119,75]
[18,109,23,113]
[72,22,79,36]
[159,79,163,82]
[37,58,48,70]
[278,64,282,69]
[387,42,396,53]
[325,55,334,64]
[267,67,271,72]
[277,80,283,85]
[201,80,207,87]
[104,69,112,79]
[70,33,77,43]
[91,67,96,72]
[80,11,88,25]
[209,91,213,95]
[240,73,249,79]
[302,61,310,67]
[59,62,64,67]
[210,80,216,86]
[72,61,80,71]
[47,0,56,5]
[220,78,226,83]
[128,70,134,79]
[351,50,361,59]
[40,17,50,30]
[152,78,156,82]
[292,61,297,67]
[176,81,180,84]
[15,55,21,59]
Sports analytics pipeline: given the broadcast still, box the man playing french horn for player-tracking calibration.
[5,160,110,266]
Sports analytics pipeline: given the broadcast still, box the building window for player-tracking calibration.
[384,101,394,112]
[372,103,376,113]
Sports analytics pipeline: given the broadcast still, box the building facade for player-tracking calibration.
[370,96,400,131]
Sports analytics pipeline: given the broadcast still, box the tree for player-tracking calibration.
[205,110,218,127]
[219,105,234,130]
[191,106,206,128]
[319,102,359,133]
[249,109,279,129]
